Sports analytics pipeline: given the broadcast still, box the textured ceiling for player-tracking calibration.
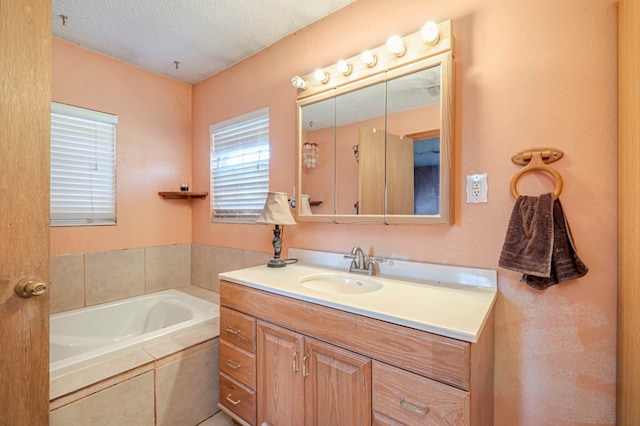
[52,0,355,84]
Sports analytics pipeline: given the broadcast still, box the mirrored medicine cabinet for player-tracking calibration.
[294,19,454,225]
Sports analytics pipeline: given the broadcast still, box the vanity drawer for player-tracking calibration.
[221,306,256,353]
[373,361,470,426]
[220,372,256,426]
[220,340,256,389]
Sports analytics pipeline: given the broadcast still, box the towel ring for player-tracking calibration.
[510,148,564,199]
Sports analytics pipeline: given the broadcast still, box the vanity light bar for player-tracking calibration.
[291,19,453,98]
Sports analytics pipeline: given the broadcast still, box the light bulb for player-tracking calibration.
[314,69,330,84]
[361,50,378,67]
[420,21,440,45]
[336,60,352,76]
[290,75,309,90]
[386,35,406,56]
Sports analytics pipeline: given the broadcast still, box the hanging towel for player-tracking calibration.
[499,193,588,290]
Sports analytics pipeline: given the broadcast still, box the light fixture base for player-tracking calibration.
[267,258,287,268]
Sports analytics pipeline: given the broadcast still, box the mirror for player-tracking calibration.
[297,54,452,224]
[295,21,453,224]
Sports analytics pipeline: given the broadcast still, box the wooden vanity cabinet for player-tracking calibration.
[219,280,494,426]
[257,321,371,425]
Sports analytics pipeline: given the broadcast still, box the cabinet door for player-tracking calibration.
[257,321,305,426]
[304,337,372,426]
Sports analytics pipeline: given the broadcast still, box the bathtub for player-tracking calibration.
[50,289,219,377]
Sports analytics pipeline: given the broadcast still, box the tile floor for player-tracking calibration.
[198,410,235,426]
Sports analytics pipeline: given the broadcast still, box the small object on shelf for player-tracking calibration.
[180,182,189,191]
[158,191,208,200]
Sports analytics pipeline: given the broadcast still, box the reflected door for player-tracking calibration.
[386,133,414,215]
[358,127,385,215]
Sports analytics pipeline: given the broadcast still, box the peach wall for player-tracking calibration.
[192,0,618,424]
[51,39,193,255]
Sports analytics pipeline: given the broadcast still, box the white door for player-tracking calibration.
[0,1,52,424]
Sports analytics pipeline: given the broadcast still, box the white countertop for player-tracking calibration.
[219,259,497,343]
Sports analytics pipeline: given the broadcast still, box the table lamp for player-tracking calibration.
[256,192,297,267]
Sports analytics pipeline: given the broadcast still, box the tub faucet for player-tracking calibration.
[344,246,382,276]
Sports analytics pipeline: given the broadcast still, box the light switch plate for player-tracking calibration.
[466,174,488,203]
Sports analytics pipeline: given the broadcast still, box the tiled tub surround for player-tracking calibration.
[50,286,221,426]
[50,244,273,314]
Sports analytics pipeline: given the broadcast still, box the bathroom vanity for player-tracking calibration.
[217,250,496,425]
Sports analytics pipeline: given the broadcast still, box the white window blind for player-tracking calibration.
[210,108,270,224]
[50,102,117,226]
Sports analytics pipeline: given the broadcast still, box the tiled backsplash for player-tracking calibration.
[50,244,271,314]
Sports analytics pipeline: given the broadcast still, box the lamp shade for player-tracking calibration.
[256,192,296,225]
[300,194,312,215]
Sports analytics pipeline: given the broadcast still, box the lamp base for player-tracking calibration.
[267,258,287,268]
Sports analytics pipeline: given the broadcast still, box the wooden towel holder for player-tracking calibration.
[510,148,564,199]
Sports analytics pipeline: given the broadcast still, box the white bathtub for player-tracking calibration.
[50,289,219,377]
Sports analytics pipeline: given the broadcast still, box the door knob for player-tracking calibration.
[15,278,48,298]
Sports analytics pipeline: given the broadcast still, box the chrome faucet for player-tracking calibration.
[344,246,383,276]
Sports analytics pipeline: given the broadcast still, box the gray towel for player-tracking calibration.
[499,193,588,290]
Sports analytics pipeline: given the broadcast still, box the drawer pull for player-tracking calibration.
[400,398,430,415]
[225,326,242,335]
[226,393,241,406]
[292,351,299,372]
[226,360,241,370]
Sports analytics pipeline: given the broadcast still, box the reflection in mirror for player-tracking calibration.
[300,96,335,218]
[385,66,441,216]
[335,82,386,216]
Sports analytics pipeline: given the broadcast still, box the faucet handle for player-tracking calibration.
[367,257,386,274]
[343,253,358,271]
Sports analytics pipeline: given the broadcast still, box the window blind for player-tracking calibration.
[50,102,117,226]
[210,108,270,224]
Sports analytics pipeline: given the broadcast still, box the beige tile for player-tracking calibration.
[176,285,220,304]
[143,327,219,361]
[50,350,154,402]
[146,244,191,293]
[191,244,217,291]
[50,371,155,426]
[213,246,244,292]
[50,254,85,313]
[85,248,145,306]
[243,249,272,268]
[156,340,220,426]
[214,246,244,274]
[198,411,234,426]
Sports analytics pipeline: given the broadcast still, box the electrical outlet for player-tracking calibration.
[466,173,488,203]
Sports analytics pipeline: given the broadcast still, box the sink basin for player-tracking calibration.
[300,273,383,294]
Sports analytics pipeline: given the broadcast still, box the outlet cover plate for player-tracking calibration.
[466,173,488,203]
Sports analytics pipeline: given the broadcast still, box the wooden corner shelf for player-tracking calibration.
[158,191,208,200]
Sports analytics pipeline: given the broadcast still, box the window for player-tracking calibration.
[50,102,117,226]
[210,108,270,224]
